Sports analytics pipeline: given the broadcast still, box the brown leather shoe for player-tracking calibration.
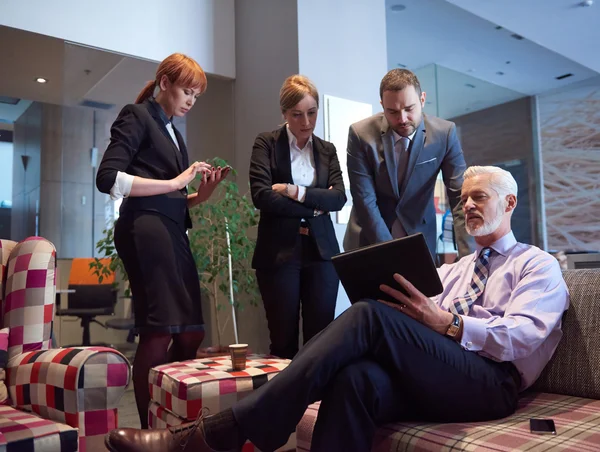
[104,417,220,452]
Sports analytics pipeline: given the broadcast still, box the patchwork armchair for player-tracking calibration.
[0,237,131,452]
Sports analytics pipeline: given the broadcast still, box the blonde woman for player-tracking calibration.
[249,75,346,359]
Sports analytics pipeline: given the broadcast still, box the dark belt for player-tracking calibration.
[299,221,310,236]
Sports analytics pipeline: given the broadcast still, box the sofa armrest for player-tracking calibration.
[6,346,131,431]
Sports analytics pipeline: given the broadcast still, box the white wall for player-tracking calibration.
[297,0,388,316]
[232,0,300,354]
[0,0,235,78]
[0,142,13,203]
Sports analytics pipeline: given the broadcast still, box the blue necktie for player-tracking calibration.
[450,248,493,316]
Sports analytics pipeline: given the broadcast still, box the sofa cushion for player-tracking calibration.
[297,392,600,451]
[149,354,290,421]
[532,269,600,399]
[0,405,78,452]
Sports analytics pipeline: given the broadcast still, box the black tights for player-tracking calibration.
[133,330,205,428]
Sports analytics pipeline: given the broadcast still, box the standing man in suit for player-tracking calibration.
[343,69,474,258]
[249,75,347,359]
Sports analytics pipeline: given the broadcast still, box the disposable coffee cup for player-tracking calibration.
[229,344,248,371]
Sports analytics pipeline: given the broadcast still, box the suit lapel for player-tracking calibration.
[275,127,293,183]
[399,118,426,199]
[312,138,328,188]
[173,126,189,169]
[145,100,184,172]
[381,117,400,199]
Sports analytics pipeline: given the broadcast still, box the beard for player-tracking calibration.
[466,201,505,237]
[392,122,416,137]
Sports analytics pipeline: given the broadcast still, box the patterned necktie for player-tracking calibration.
[450,247,493,316]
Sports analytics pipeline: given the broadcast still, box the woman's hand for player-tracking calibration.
[193,166,231,204]
[172,161,212,191]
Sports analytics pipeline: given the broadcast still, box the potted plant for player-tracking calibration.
[90,159,260,354]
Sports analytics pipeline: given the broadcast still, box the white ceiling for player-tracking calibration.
[2,2,599,123]
[446,0,600,74]
[0,25,157,123]
[385,0,600,118]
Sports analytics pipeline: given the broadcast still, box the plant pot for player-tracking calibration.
[196,345,252,359]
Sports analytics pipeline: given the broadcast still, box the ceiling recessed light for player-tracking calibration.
[496,71,505,76]
[465,83,476,88]
[35,77,48,84]
[390,4,406,12]
[580,0,593,7]
[397,63,407,68]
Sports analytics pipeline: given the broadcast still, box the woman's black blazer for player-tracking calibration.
[250,126,347,269]
[96,98,192,228]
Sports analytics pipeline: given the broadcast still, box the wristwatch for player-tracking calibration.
[445,314,461,339]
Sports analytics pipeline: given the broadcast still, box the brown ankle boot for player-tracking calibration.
[104,410,235,452]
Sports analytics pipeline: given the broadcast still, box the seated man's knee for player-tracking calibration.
[347,299,392,319]
[332,361,378,394]
[347,299,376,316]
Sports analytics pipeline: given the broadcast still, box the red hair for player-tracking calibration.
[135,53,208,104]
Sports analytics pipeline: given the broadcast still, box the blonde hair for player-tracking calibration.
[279,75,319,113]
[464,166,518,199]
[135,53,207,104]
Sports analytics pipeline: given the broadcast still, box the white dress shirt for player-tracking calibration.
[287,124,317,202]
[109,121,180,201]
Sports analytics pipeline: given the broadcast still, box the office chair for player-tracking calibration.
[55,258,117,346]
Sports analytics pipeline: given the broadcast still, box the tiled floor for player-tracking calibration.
[117,383,140,429]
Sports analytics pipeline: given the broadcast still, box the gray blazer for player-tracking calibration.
[343,112,474,258]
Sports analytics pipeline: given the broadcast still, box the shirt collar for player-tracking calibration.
[148,97,172,126]
[473,230,517,261]
[392,129,416,145]
[286,124,313,150]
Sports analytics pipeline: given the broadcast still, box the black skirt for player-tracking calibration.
[114,210,204,334]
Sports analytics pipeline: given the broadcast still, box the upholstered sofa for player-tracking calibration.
[297,269,600,451]
[0,237,131,452]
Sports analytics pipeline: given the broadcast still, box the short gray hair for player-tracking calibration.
[464,166,518,199]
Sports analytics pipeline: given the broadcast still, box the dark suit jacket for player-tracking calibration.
[250,126,347,269]
[96,98,192,228]
[343,113,474,258]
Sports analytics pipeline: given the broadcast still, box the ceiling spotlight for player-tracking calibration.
[390,4,406,12]
[580,0,593,7]
[35,77,48,84]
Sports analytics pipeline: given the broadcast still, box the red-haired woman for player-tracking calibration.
[96,53,229,428]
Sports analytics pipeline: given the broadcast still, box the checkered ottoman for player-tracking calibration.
[0,405,78,452]
[149,354,291,451]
